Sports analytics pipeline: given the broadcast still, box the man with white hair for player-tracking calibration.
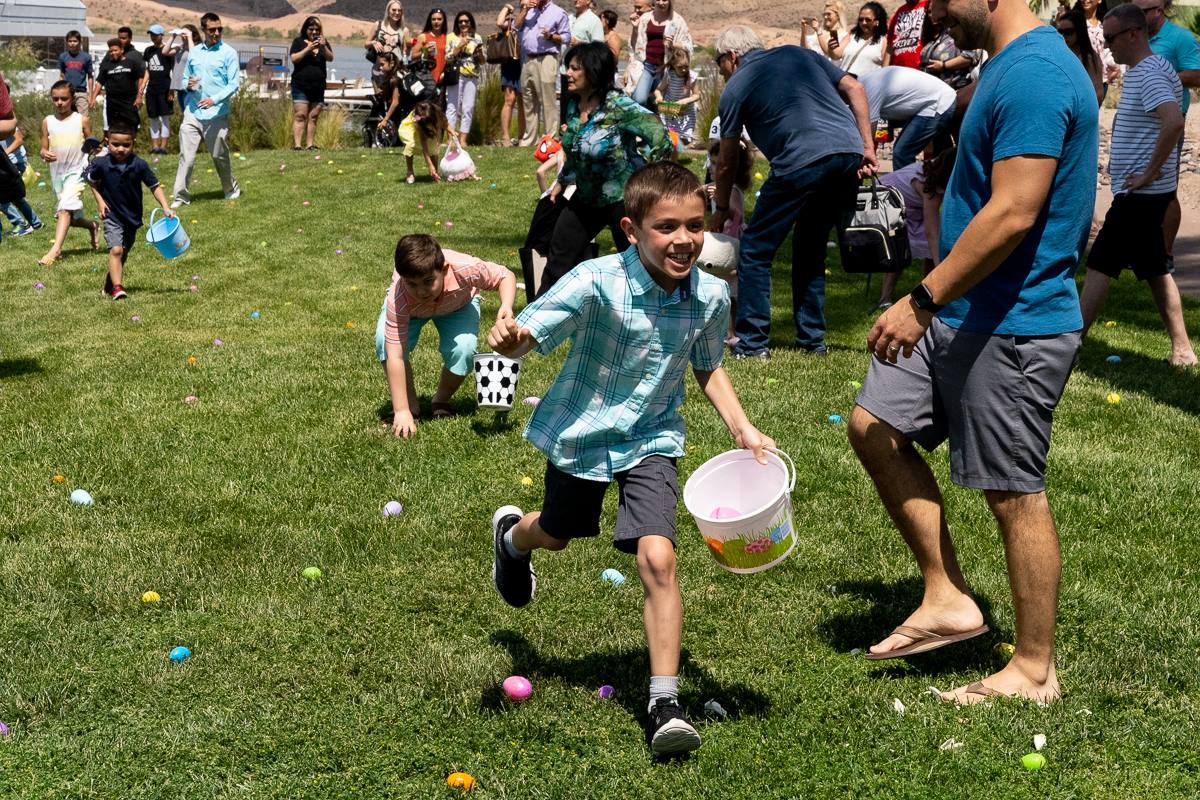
[848,0,1097,705]
[709,24,876,359]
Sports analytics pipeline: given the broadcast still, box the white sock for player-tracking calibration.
[648,675,679,712]
[502,530,528,559]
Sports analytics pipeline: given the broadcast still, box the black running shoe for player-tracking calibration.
[491,505,534,607]
[647,698,701,756]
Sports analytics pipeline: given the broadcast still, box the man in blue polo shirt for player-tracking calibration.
[1133,0,1200,264]
[849,0,1097,706]
[171,11,241,207]
[709,24,876,358]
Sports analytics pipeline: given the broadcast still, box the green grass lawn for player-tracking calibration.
[2,146,1199,798]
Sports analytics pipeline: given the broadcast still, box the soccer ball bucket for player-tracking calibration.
[474,353,521,410]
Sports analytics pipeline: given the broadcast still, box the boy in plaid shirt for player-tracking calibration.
[487,162,774,757]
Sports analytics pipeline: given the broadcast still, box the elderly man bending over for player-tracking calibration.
[709,25,877,359]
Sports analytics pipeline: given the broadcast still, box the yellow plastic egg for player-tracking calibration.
[52,474,66,484]
[187,355,197,366]
[521,476,534,487]
[1106,392,1120,405]
[142,591,161,604]
[446,772,475,791]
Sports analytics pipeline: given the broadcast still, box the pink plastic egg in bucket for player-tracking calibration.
[145,209,191,259]
[683,448,797,574]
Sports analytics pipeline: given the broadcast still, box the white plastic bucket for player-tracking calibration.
[473,353,521,410]
[145,209,190,259]
[682,448,797,574]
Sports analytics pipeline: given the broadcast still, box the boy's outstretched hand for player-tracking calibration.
[487,316,533,358]
[735,424,776,465]
[392,409,417,439]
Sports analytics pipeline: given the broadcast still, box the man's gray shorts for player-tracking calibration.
[102,217,137,253]
[856,318,1081,493]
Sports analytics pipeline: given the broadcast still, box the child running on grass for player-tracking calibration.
[38,81,98,266]
[486,162,775,757]
[86,124,175,300]
[2,126,43,237]
[376,233,517,437]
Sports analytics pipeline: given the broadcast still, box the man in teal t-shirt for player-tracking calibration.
[849,0,1097,708]
[1133,0,1200,260]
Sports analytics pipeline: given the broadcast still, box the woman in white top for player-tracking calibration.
[804,1,848,60]
[629,0,692,108]
[163,24,199,113]
[828,1,886,78]
[1079,0,1120,86]
[365,1,411,64]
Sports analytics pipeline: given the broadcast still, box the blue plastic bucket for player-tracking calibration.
[145,209,190,259]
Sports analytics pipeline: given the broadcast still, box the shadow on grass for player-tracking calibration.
[485,629,771,730]
[0,357,42,380]
[1075,342,1200,416]
[819,577,1003,677]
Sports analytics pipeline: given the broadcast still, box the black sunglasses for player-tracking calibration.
[206,26,223,32]
[1103,26,1135,44]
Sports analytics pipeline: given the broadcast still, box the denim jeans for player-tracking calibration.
[733,152,862,355]
[2,198,40,230]
[632,62,663,108]
[891,107,955,169]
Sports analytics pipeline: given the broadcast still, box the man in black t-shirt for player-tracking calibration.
[143,24,176,153]
[92,38,148,134]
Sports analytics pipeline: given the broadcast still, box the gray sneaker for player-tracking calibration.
[491,505,534,607]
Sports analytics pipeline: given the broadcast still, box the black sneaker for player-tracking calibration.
[491,505,534,607]
[647,698,701,756]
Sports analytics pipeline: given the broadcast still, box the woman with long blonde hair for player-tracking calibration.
[366,1,411,62]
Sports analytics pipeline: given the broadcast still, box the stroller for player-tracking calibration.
[362,63,434,148]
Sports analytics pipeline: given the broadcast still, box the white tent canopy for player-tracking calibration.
[0,0,92,39]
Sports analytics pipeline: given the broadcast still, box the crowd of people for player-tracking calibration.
[2,0,1199,759]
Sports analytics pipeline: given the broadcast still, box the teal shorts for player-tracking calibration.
[374,295,482,376]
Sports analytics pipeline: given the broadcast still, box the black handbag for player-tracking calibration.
[439,61,460,87]
[836,180,911,273]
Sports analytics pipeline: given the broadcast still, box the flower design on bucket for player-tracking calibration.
[744,537,771,554]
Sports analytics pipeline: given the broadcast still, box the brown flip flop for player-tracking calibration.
[863,624,990,661]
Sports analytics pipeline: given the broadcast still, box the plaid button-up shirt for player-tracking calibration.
[518,248,729,481]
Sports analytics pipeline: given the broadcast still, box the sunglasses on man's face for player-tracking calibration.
[206,26,223,33]
[1103,27,1134,44]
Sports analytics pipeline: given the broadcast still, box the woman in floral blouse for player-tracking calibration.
[541,41,672,294]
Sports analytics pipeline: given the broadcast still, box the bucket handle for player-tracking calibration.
[149,208,163,232]
[766,447,796,493]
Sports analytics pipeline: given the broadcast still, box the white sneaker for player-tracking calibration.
[170,198,189,209]
[224,188,241,201]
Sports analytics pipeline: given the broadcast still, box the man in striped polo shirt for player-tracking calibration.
[1081,3,1198,366]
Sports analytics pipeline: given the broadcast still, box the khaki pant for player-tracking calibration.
[519,53,559,146]
[172,111,239,203]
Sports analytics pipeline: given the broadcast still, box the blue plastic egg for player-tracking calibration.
[169,646,191,663]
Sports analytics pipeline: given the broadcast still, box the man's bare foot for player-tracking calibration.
[1168,350,1198,367]
[868,593,985,657]
[940,661,1060,706]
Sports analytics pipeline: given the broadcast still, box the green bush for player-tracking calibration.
[470,69,506,146]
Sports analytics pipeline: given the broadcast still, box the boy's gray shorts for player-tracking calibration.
[855,317,1081,493]
[103,217,137,252]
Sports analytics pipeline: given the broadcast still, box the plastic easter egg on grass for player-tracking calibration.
[598,684,615,699]
[142,590,161,604]
[0,721,8,736]
[187,355,198,365]
[520,476,534,487]
[446,772,476,791]
[995,642,1015,658]
[169,646,191,663]
[1021,753,1046,771]
[601,568,625,586]
[302,566,322,580]
[183,395,198,403]
[1106,392,1121,405]
[213,339,223,346]
[1104,320,1117,328]
[70,489,93,506]
[1105,354,1121,364]
[250,311,261,319]
[52,474,66,484]
[502,675,533,702]
[383,500,403,517]
[34,281,44,290]
[131,315,141,322]
[828,414,843,424]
